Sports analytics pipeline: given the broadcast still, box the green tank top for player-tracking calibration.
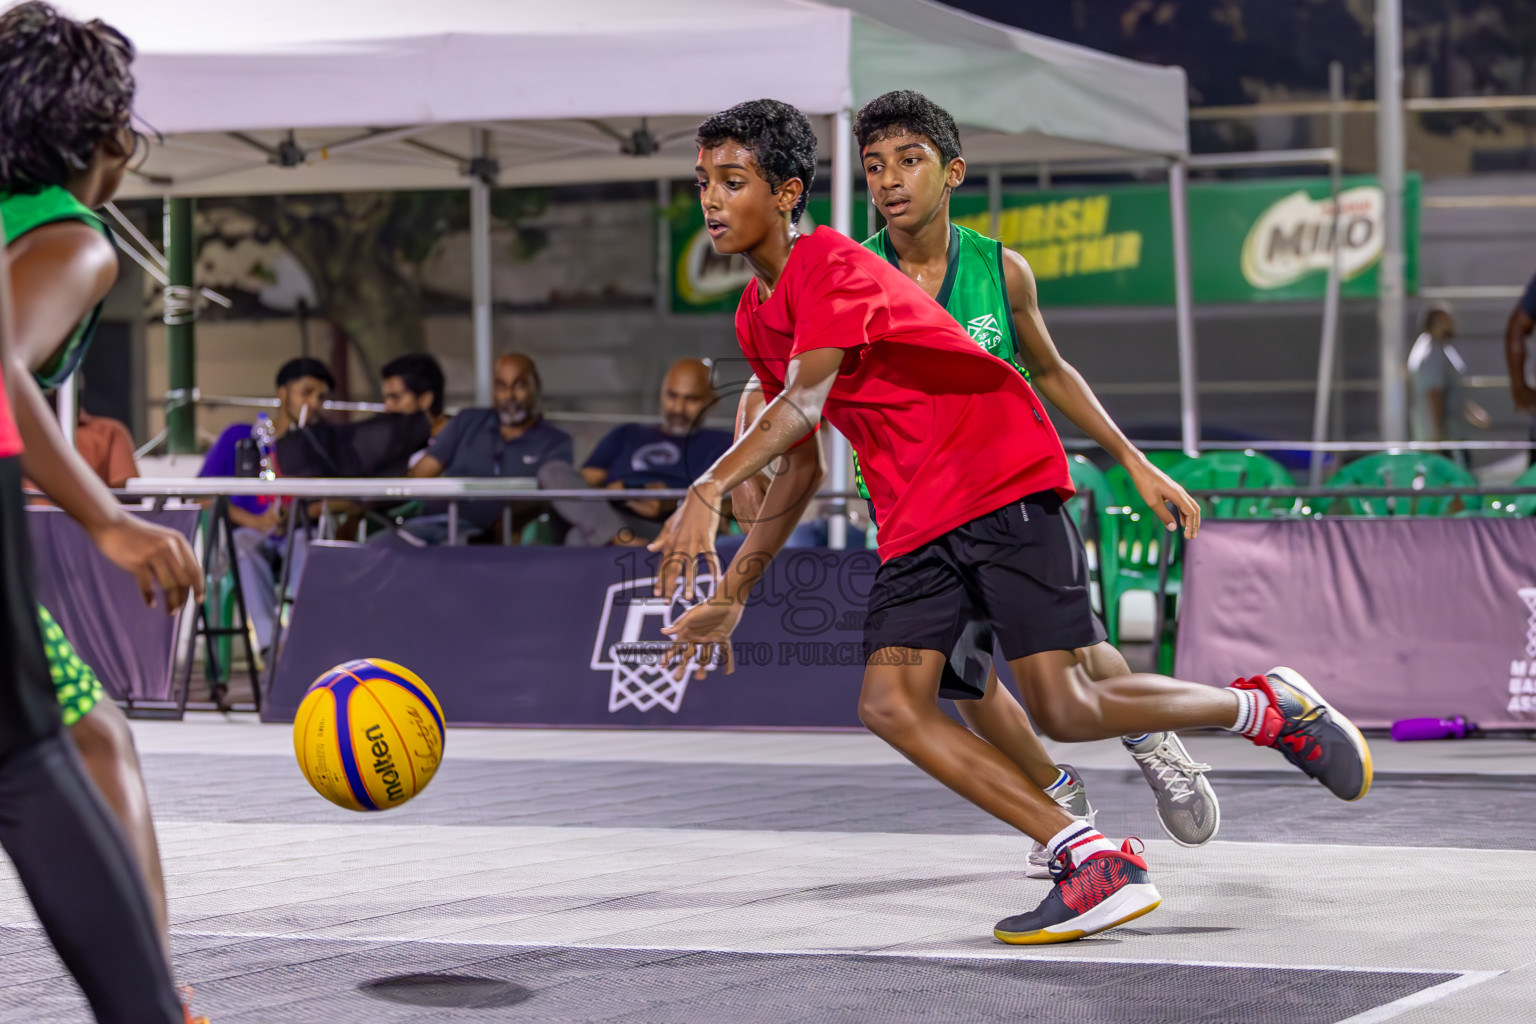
[0,186,111,389]
[852,222,1027,502]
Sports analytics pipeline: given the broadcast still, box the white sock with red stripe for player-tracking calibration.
[1227,685,1268,739]
[1046,821,1117,868]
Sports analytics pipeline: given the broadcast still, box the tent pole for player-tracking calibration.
[469,130,495,407]
[1376,0,1408,441]
[1168,159,1200,458]
[827,109,853,551]
[164,197,197,455]
[987,166,1002,238]
[1310,62,1345,486]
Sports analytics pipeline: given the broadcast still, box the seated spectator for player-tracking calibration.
[408,352,572,542]
[540,358,732,545]
[199,357,333,654]
[29,387,137,494]
[381,353,451,442]
[74,410,138,488]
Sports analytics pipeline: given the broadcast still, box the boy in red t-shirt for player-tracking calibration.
[653,100,1372,945]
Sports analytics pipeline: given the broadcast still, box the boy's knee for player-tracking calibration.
[857,681,921,739]
[1028,695,1101,743]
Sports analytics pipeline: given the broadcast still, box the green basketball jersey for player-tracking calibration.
[853,222,1027,502]
[0,185,111,389]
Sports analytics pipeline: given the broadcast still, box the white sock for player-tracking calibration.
[1122,732,1152,748]
[1043,768,1072,795]
[1046,821,1117,868]
[1226,688,1265,738]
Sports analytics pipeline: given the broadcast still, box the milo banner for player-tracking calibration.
[669,175,1420,311]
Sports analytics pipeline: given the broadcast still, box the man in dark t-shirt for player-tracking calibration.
[410,353,573,540]
[543,358,730,544]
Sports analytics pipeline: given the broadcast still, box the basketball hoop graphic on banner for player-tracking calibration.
[590,574,719,713]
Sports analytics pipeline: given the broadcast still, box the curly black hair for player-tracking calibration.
[696,100,817,223]
[853,90,962,167]
[0,2,135,195]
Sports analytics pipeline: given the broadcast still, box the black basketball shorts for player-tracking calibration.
[0,456,64,756]
[863,489,1107,699]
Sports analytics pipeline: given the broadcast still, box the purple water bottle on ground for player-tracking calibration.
[1390,716,1475,742]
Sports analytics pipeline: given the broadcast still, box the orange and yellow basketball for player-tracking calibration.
[292,659,445,812]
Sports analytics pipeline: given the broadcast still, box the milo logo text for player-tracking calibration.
[1240,186,1384,290]
[365,724,406,802]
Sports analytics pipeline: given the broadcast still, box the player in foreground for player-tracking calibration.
[655,99,1372,945]
[0,4,208,1019]
[854,90,1218,865]
[0,196,193,1024]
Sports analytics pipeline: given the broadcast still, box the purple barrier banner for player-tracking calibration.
[28,506,201,702]
[267,540,881,728]
[1175,517,1536,730]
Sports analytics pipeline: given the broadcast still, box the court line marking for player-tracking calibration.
[134,743,1536,777]
[145,818,1536,858]
[161,927,1495,977]
[1333,970,1504,1024]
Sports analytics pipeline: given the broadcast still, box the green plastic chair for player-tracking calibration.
[1483,463,1536,518]
[1066,454,1114,530]
[520,512,557,545]
[1325,451,1478,516]
[1099,451,1190,671]
[1171,450,1299,520]
[1098,503,1180,672]
[1065,455,1114,615]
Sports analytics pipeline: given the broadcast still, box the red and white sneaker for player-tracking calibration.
[1233,667,1373,801]
[994,840,1161,945]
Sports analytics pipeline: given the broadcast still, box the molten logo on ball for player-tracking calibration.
[293,659,445,811]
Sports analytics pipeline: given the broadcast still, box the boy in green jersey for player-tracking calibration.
[853,91,1219,859]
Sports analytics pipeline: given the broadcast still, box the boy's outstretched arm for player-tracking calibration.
[1003,248,1200,539]
[650,347,843,602]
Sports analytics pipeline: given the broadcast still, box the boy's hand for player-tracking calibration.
[660,598,743,680]
[649,484,725,601]
[90,515,204,612]
[1129,462,1201,539]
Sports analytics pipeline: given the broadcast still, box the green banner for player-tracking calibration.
[669,174,1420,311]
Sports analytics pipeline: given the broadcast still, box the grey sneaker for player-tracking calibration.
[1026,765,1095,878]
[1125,732,1219,847]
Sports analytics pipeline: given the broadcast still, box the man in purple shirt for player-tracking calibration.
[200,357,332,651]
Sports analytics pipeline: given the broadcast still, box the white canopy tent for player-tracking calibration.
[89,0,1187,193]
[45,0,1195,543]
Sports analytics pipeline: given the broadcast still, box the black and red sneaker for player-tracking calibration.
[994,840,1161,945]
[1233,667,1373,802]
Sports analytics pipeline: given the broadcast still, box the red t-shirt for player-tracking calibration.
[735,227,1071,562]
[0,369,20,459]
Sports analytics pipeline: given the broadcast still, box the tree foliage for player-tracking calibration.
[217,188,546,391]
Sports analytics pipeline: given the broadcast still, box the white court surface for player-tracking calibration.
[0,719,1532,1022]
